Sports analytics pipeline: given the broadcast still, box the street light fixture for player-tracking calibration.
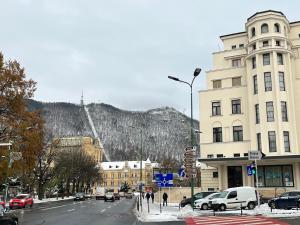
[168,67,201,210]
[129,125,143,211]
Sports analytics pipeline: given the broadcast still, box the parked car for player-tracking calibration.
[9,194,33,209]
[85,193,92,199]
[268,191,300,210]
[195,192,220,210]
[180,192,215,207]
[74,192,85,201]
[125,192,133,199]
[0,204,18,225]
[114,193,120,200]
[0,196,5,209]
[104,192,115,202]
[209,186,257,211]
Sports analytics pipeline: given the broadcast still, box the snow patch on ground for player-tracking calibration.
[33,196,74,204]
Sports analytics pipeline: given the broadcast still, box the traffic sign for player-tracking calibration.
[248,151,263,160]
[155,173,173,187]
[247,166,252,176]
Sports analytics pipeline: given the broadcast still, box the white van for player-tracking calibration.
[210,186,257,211]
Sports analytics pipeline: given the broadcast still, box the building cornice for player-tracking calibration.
[199,154,300,162]
[220,31,247,40]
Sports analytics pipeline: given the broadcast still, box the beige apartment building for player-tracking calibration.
[199,10,300,197]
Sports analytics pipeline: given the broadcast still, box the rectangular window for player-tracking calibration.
[232,99,241,114]
[281,101,288,122]
[255,104,260,124]
[232,59,241,67]
[258,165,294,187]
[252,57,256,69]
[232,45,236,49]
[233,153,240,157]
[263,40,269,47]
[239,44,244,48]
[253,75,258,94]
[213,80,222,89]
[263,53,270,65]
[233,126,243,142]
[257,133,262,151]
[213,172,218,178]
[232,77,241,87]
[266,101,274,122]
[216,154,223,158]
[264,72,272,91]
[212,101,221,116]
[279,72,285,91]
[213,127,222,142]
[275,40,281,46]
[268,131,277,152]
[277,53,284,65]
[207,154,213,158]
[252,43,256,50]
[283,131,290,152]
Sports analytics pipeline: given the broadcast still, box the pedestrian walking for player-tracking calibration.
[146,192,150,203]
[151,192,154,203]
[163,192,168,206]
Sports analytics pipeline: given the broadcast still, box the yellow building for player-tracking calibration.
[57,136,103,163]
[100,159,159,192]
[199,10,300,197]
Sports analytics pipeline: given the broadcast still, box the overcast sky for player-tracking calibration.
[0,0,299,118]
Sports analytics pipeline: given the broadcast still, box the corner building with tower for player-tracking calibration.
[199,10,300,197]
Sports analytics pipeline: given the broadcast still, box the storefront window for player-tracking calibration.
[265,166,282,187]
[257,166,265,187]
[257,165,294,187]
[282,166,294,187]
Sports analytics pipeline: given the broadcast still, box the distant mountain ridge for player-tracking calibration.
[28,100,199,162]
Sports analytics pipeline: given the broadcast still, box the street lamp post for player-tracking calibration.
[168,67,201,209]
[129,125,143,211]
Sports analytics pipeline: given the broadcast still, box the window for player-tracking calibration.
[279,72,286,91]
[233,126,243,142]
[281,101,288,122]
[251,27,256,37]
[263,40,269,47]
[227,191,237,199]
[207,154,213,158]
[213,127,222,142]
[208,188,215,191]
[212,101,221,116]
[258,165,294,187]
[232,59,241,67]
[232,45,236,49]
[275,40,281,46]
[253,75,258,94]
[252,57,256,69]
[232,99,241,114]
[213,172,218,178]
[252,43,256,50]
[261,23,269,33]
[266,102,274,122]
[232,77,241,87]
[257,133,262,151]
[264,72,272,91]
[213,80,222,89]
[234,153,240,157]
[263,53,270,65]
[244,153,248,157]
[216,154,224,158]
[283,131,290,152]
[268,131,277,152]
[239,44,244,48]
[274,23,280,33]
[255,104,260,124]
[277,53,283,65]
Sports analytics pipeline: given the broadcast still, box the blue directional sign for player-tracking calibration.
[178,167,185,177]
[247,166,253,176]
[155,173,173,187]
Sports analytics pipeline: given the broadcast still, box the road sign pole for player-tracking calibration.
[255,159,260,210]
[159,187,162,213]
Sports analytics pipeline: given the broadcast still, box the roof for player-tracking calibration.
[220,31,246,39]
[247,10,285,21]
[101,160,155,170]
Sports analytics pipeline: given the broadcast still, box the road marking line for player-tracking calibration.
[81,205,86,208]
[107,206,111,208]
[67,209,75,212]
[100,209,106,213]
[41,204,70,211]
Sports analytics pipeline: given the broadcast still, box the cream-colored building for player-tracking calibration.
[100,159,159,192]
[199,10,300,197]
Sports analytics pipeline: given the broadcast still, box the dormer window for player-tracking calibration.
[261,23,269,34]
[251,27,256,37]
[274,23,280,33]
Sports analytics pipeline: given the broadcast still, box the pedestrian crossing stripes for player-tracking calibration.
[185,216,289,225]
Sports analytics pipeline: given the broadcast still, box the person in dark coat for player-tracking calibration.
[150,192,154,203]
[162,192,168,206]
[146,192,150,203]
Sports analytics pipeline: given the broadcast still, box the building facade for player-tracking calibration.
[100,159,158,192]
[199,10,300,197]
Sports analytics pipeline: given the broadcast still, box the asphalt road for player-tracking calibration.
[9,197,184,225]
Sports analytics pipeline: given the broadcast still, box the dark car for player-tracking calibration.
[74,192,85,201]
[268,191,300,209]
[113,193,120,200]
[0,204,18,225]
[180,192,216,207]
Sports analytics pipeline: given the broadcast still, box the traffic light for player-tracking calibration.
[251,161,256,175]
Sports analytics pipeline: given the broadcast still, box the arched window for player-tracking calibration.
[251,27,256,37]
[261,23,269,34]
[274,23,280,33]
